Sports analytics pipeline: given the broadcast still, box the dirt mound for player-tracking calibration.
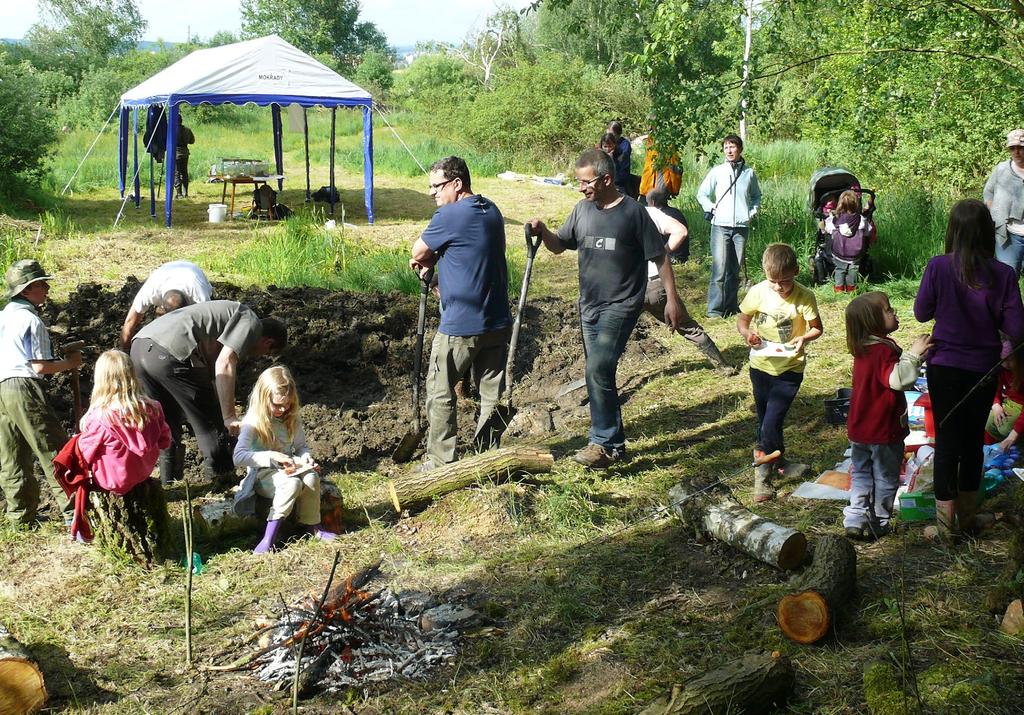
[42,281,667,476]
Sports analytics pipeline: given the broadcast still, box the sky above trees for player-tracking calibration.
[1,0,535,46]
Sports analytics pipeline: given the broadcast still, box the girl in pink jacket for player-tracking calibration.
[77,350,171,494]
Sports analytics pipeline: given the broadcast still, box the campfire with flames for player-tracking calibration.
[215,561,461,694]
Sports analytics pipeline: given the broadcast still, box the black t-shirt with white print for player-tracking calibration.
[557,195,666,320]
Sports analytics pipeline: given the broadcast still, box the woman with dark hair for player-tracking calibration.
[914,199,1024,539]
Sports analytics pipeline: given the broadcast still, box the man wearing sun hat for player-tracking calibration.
[984,129,1024,276]
[0,259,82,527]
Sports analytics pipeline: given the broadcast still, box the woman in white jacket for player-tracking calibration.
[696,134,761,318]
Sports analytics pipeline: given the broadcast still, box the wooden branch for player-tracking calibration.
[669,484,807,570]
[389,446,554,511]
[721,47,1024,90]
[637,651,795,714]
[777,535,857,644]
[0,626,47,714]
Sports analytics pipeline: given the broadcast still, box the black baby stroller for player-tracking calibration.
[808,167,877,285]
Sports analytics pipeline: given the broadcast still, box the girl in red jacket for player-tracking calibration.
[77,350,171,494]
[843,293,932,540]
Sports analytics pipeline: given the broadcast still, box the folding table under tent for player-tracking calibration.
[117,34,374,227]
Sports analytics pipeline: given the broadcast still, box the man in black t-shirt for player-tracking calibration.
[527,149,684,468]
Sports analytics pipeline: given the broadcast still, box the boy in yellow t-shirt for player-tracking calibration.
[736,243,823,502]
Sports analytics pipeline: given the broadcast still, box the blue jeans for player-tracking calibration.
[581,308,640,450]
[996,231,1024,277]
[843,441,903,532]
[707,225,748,317]
[749,367,803,456]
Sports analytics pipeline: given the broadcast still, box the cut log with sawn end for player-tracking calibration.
[0,625,47,714]
[637,650,795,715]
[777,534,856,644]
[669,483,807,570]
[388,446,554,511]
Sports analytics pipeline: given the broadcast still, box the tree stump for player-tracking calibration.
[0,626,47,714]
[669,484,807,570]
[388,446,554,511]
[777,534,857,644]
[637,651,794,715]
[89,478,173,566]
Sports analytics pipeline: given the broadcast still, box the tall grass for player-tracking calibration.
[206,209,526,298]
[213,213,419,294]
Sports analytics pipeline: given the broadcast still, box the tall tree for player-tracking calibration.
[239,0,388,69]
[27,0,145,73]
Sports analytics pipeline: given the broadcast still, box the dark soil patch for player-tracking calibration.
[41,281,668,477]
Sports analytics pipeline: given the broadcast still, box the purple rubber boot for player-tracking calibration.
[305,524,337,541]
[253,519,283,554]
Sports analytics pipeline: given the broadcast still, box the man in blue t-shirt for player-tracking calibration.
[528,149,685,469]
[410,156,513,470]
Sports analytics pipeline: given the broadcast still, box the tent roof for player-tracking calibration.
[120,34,372,108]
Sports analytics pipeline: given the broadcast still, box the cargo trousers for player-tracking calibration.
[0,377,71,525]
[424,327,510,467]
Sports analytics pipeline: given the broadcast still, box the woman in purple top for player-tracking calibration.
[914,199,1024,538]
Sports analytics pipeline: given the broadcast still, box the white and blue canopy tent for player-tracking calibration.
[117,34,374,226]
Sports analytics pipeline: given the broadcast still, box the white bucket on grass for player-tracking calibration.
[208,203,228,223]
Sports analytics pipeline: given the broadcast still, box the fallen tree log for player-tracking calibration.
[89,478,172,566]
[389,446,554,511]
[637,651,794,715]
[668,484,807,570]
[0,626,47,714]
[777,534,857,644]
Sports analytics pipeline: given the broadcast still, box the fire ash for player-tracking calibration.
[247,563,460,692]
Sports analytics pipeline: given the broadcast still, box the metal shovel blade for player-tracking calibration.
[556,377,587,397]
[393,424,425,464]
[393,267,434,463]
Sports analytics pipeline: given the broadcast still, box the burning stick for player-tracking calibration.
[292,551,341,712]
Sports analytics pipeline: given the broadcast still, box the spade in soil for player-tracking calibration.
[393,266,434,463]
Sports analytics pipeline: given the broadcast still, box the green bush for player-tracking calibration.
[59,49,182,129]
[0,55,57,185]
[392,53,479,119]
[460,53,648,169]
[353,50,395,101]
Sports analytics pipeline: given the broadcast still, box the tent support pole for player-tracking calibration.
[362,104,374,224]
[165,103,179,227]
[329,108,336,217]
[150,152,156,218]
[132,108,140,208]
[118,106,129,197]
[271,103,284,192]
[304,107,310,203]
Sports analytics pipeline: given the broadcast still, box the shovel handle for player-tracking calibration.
[525,224,542,255]
[502,226,540,402]
[411,266,435,432]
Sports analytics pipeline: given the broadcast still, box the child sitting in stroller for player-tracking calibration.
[825,190,875,293]
[808,169,877,285]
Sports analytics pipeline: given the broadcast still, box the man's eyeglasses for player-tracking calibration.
[577,176,605,188]
[429,178,456,192]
